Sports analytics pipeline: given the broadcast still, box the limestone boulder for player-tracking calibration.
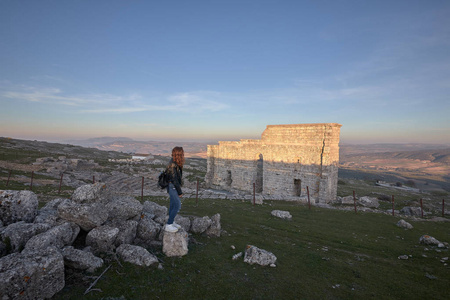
[0,190,39,225]
[191,216,212,234]
[1,221,51,253]
[61,246,103,272]
[24,222,80,252]
[419,235,441,246]
[111,220,138,247]
[116,244,158,267]
[397,219,413,230]
[142,201,167,220]
[0,241,6,258]
[358,196,380,208]
[174,215,191,232]
[0,246,65,299]
[400,206,422,217]
[106,196,143,221]
[271,210,292,220]
[244,245,277,266]
[135,215,161,246]
[58,200,108,231]
[71,183,107,204]
[205,213,221,237]
[340,196,355,205]
[162,229,189,257]
[86,225,119,254]
[34,198,66,226]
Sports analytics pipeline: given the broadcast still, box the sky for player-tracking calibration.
[1,0,449,144]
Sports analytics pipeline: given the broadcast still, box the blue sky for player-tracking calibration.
[1,0,449,144]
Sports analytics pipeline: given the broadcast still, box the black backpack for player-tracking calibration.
[158,168,170,189]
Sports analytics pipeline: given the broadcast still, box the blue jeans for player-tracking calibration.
[167,182,181,224]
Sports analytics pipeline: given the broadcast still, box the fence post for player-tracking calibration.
[6,170,12,186]
[196,179,199,206]
[141,176,144,202]
[392,195,395,216]
[443,199,445,217]
[353,190,357,213]
[307,186,311,210]
[30,171,34,191]
[253,182,255,206]
[58,173,63,194]
[420,198,423,218]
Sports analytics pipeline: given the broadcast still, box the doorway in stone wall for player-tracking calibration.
[294,179,301,196]
[255,154,263,193]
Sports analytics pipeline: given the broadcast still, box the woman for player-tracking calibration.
[165,146,184,233]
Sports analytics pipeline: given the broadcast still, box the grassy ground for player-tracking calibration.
[56,197,450,300]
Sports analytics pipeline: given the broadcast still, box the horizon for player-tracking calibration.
[1,1,449,145]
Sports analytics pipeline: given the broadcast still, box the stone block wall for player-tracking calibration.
[205,123,341,204]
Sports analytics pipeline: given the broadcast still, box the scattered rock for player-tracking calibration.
[58,200,108,231]
[400,206,422,217]
[232,252,243,260]
[106,196,143,221]
[271,210,292,220]
[358,196,380,208]
[398,255,409,260]
[397,219,413,230]
[425,273,437,280]
[162,229,189,257]
[191,216,212,234]
[71,183,107,204]
[419,235,441,246]
[1,221,51,253]
[142,201,167,220]
[86,225,119,254]
[135,215,161,244]
[61,246,103,272]
[112,220,138,247]
[244,245,277,266]
[24,222,80,252]
[0,246,65,299]
[116,244,158,267]
[340,196,355,205]
[174,215,191,232]
[205,213,221,237]
[0,190,39,225]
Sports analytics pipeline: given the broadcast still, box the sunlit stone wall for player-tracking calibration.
[205,123,342,204]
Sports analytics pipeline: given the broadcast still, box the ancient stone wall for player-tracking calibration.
[205,123,342,204]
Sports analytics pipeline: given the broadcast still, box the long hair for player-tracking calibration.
[172,146,185,168]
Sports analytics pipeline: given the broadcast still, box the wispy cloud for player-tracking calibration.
[1,85,229,114]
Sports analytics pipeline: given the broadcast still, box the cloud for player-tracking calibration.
[1,85,229,114]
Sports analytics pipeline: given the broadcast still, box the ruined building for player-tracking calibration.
[205,123,342,204]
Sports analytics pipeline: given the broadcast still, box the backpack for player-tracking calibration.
[158,168,170,189]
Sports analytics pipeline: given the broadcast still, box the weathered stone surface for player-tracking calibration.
[86,225,119,254]
[244,245,277,266]
[339,196,355,205]
[0,190,39,225]
[162,230,189,257]
[397,219,413,230]
[174,215,191,232]
[205,213,221,237]
[58,200,108,231]
[142,201,167,219]
[358,196,380,208]
[34,198,66,226]
[71,183,107,204]
[1,221,51,253]
[24,222,80,252]
[191,216,212,234]
[0,246,65,299]
[112,220,138,247]
[106,196,143,221]
[271,210,292,220]
[400,206,422,217]
[420,235,441,246]
[116,244,158,267]
[61,246,103,272]
[135,215,161,246]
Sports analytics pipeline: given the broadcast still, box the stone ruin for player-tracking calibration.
[206,123,342,204]
[0,185,221,299]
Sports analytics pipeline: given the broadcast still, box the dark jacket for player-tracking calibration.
[167,158,183,195]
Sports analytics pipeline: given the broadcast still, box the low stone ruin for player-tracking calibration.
[0,184,221,299]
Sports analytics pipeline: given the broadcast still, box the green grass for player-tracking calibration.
[56,197,450,300]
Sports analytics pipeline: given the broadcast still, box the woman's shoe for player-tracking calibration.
[173,223,182,229]
[165,224,178,233]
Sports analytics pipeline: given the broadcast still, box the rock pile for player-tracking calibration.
[0,184,221,299]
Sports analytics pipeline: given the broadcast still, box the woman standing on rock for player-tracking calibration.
[165,146,184,233]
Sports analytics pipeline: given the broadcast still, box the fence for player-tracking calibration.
[2,169,448,218]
